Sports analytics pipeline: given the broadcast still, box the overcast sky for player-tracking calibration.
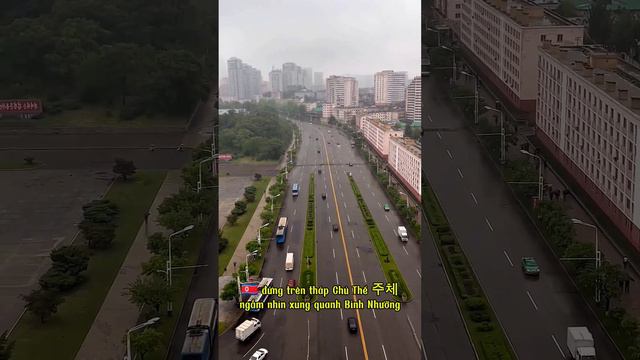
[219,0,420,81]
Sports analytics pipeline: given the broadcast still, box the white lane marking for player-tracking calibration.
[333,248,336,259]
[503,250,514,267]
[416,269,422,278]
[367,183,370,188]
[340,307,344,320]
[343,201,347,208]
[428,115,433,122]
[329,215,331,223]
[294,209,297,216]
[551,335,565,358]
[345,346,349,360]
[393,229,397,236]
[347,215,351,223]
[356,247,360,258]
[327,202,329,208]
[378,202,382,207]
[446,149,453,159]
[325,183,327,189]
[286,245,290,253]
[307,319,311,360]
[436,132,442,139]
[336,272,339,284]
[341,191,344,198]
[470,192,478,205]
[382,344,388,360]
[330,231,333,239]
[291,224,294,233]
[351,230,355,239]
[372,192,375,197]
[242,332,266,358]
[362,270,368,283]
[385,215,390,222]
[403,246,409,255]
[372,308,377,319]
[279,277,283,287]
[485,217,494,232]
[457,168,464,179]
[339,183,342,188]
[527,291,539,311]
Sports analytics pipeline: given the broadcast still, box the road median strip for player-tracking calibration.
[348,176,412,302]
[423,177,516,360]
[298,173,317,301]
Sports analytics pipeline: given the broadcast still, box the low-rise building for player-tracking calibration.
[322,103,336,119]
[537,44,640,249]
[388,137,422,200]
[360,116,404,158]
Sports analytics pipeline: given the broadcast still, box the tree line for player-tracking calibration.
[0,0,215,118]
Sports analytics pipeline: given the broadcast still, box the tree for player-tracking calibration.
[555,0,577,17]
[80,221,116,249]
[131,328,163,360]
[157,209,196,233]
[21,289,64,323]
[221,280,238,301]
[113,158,136,181]
[219,228,229,253]
[141,254,167,277]
[147,232,166,255]
[226,213,238,226]
[50,245,89,275]
[588,0,612,45]
[254,173,262,181]
[328,116,337,125]
[126,275,173,315]
[244,186,257,202]
[0,331,14,360]
[246,240,260,254]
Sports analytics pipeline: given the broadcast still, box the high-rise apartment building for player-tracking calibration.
[314,72,324,90]
[269,69,283,94]
[326,76,359,107]
[537,44,640,249]
[405,76,421,121]
[303,68,313,89]
[459,0,584,112]
[282,62,304,90]
[374,70,408,105]
[227,57,262,101]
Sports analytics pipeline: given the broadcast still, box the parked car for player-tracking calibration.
[287,279,296,287]
[521,257,540,276]
[347,317,358,334]
[250,348,269,360]
[383,203,390,211]
[333,224,339,232]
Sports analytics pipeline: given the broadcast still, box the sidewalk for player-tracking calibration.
[464,75,640,319]
[74,171,183,360]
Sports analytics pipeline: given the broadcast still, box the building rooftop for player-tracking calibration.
[391,137,421,156]
[484,0,578,26]
[540,44,640,115]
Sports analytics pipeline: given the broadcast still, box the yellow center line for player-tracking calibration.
[322,132,369,360]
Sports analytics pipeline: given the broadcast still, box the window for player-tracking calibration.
[557,34,563,42]
[541,34,547,42]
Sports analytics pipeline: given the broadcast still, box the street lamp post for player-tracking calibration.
[483,105,506,164]
[125,317,160,360]
[399,191,410,207]
[271,193,281,213]
[258,223,270,245]
[426,27,441,47]
[245,250,259,281]
[460,71,479,125]
[441,46,456,82]
[197,156,214,193]
[167,224,194,314]
[570,219,601,303]
[520,150,544,201]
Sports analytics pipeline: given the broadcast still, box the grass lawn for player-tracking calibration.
[218,177,270,275]
[9,171,166,360]
[230,157,278,165]
[0,106,185,128]
[299,174,317,300]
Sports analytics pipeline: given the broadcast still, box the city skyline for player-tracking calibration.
[220,0,420,79]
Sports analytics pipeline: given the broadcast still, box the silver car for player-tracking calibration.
[251,348,269,360]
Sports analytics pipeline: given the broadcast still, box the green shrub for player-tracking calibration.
[470,310,491,323]
[477,322,494,332]
[450,256,464,266]
[439,233,455,245]
[447,245,457,254]
[464,297,487,311]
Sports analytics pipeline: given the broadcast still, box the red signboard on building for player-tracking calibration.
[219,154,233,161]
[0,99,43,115]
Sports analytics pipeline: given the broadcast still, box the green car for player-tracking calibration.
[521,257,540,276]
[383,204,390,211]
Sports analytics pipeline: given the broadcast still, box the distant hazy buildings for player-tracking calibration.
[227,57,262,101]
[314,72,324,90]
[282,62,304,90]
[326,76,359,107]
[303,68,313,89]
[405,76,421,121]
[374,70,408,105]
[269,69,283,95]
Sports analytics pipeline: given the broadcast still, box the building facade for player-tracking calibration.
[360,116,404,158]
[282,62,303,90]
[322,103,336,119]
[405,76,421,121]
[459,0,584,112]
[326,76,359,107]
[389,137,422,200]
[269,69,283,94]
[537,44,640,249]
[374,70,408,105]
[303,68,313,89]
[314,72,324,90]
[227,57,262,101]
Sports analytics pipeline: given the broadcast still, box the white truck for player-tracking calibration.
[567,327,596,360]
[285,252,294,271]
[397,226,408,243]
[235,318,261,341]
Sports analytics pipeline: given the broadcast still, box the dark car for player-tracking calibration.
[347,317,358,334]
[287,279,296,287]
[333,224,339,232]
[318,169,322,174]
[317,150,320,153]
[348,162,353,166]
[321,193,327,199]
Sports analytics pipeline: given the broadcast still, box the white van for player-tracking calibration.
[285,252,294,271]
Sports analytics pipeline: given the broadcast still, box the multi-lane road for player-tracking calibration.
[423,75,622,360]
[219,121,422,359]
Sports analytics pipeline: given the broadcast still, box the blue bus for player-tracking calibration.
[292,183,300,196]
[275,217,288,244]
[181,298,216,360]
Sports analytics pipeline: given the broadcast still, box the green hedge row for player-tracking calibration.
[349,177,412,302]
[299,173,317,301]
[422,180,516,360]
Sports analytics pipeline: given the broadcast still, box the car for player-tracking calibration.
[521,257,540,276]
[337,142,340,145]
[348,162,353,166]
[328,142,331,144]
[347,317,358,334]
[348,172,352,177]
[318,169,322,174]
[317,150,320,153]
[316,138,318,140]
[288,279,296,287]
[321,193,327,199]
[333,224,339,232]
[383,203,390,211]
[250,348,269,360]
